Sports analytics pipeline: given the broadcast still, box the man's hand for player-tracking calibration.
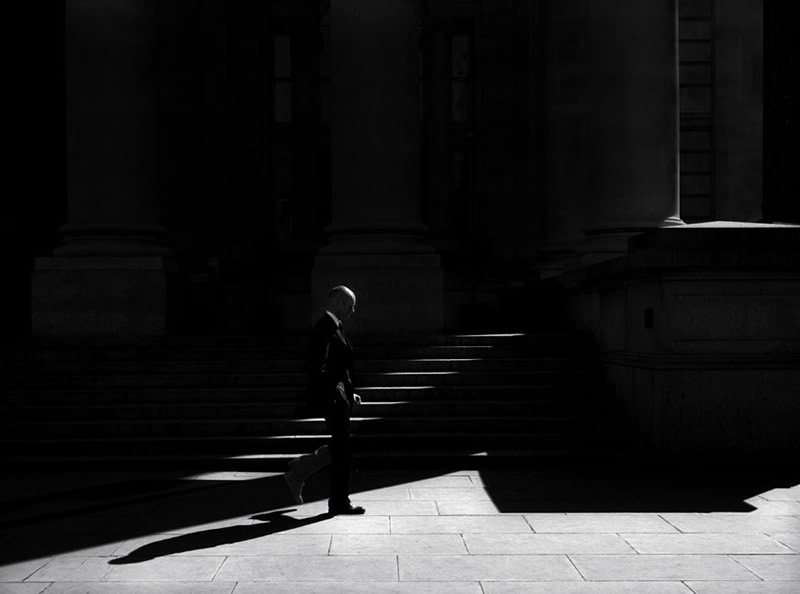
[353,393,362,405]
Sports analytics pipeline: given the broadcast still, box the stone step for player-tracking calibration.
[3,356,599,375]
[3,369,598,389]
[1,430,632,457]
[0,332,641,471]
[2,448,645,472]
[1,414,625,438]
[0,333,595,364]
[2,398,616,421]
[1,344,595,365]
[0,384,608,406]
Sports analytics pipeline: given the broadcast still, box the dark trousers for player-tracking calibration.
[323,401,352,508]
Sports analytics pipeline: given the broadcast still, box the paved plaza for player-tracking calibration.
[1,463,798,593]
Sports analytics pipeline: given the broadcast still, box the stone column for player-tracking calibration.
[714,0,763,222]
[423,21,459,252]
[32,0,174,339]
[311,0,443,338]
[539,1,590,276]
[578,0,684,263]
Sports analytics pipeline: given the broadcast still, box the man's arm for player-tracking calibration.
[308,318,349,406]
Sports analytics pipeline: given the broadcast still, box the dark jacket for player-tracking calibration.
[307,312,355,413]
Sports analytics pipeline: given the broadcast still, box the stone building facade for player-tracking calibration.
[5,0,798,457]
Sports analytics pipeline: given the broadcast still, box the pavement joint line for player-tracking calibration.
[566,554,587,581]
[659,513,685,534]
[728,553,768,581]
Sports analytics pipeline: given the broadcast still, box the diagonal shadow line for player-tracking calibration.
[1,477,195,511]
[0,469,451,565]
[107,509,331,564]
[0,477,237,531]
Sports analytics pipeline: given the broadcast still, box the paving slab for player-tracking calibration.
[24,557,115,582]
[409,488,492,501]
[732,554,800,580]
[570,554,761,581]
[660,513,800,534]
[436,501,503,515]
[621,532,795,554]
[233,583,482,594]
[0,584,51,594]
[106,556,227,582]
[214,555,398,582]
[464,533,635,555]
[390,515,532,534]
[330,533,468,555]
[481,583,693,594]
[525,513,678,533]
[774,532,800,552]
[685,582,800,594]
[758,487,800,501]
[0,559,53,583]
[34,583,236,594]
[399,554,582,582]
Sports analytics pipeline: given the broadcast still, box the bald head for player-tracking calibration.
[327,285,357,322]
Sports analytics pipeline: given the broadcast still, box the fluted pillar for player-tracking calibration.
[311,0,442,338]
[32,0,174,339]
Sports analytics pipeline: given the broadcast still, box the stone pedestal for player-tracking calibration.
[561,223,800,458]
[311,0,443,337]
[32,257,175,340]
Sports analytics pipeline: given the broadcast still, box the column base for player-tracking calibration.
[32,256,176,340]
[53,224,173,257]
[311,252,443,340]
[577,217,687,267]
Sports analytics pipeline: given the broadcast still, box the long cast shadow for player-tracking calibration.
[108,509,331,564]
[0,467,447,565]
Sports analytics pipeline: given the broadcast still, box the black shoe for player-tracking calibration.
[328,504,365,515]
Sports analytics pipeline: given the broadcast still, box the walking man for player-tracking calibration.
[283,285,365,515]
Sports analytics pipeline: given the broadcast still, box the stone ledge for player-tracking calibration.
[561,223,800,288]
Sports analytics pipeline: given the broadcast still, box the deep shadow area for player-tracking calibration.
[1,461,798,567]
[478,462,800,514]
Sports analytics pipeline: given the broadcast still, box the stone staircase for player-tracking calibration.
[0,333,644,471]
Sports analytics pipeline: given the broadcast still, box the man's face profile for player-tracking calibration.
[330,286,356,322]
